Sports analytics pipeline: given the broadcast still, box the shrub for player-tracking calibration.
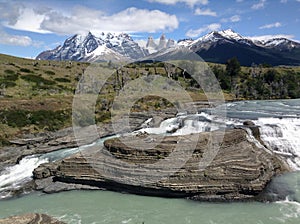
[45,70,55,76]
[0,109,71,131]
[0,80,17,88]
[1,110,29,127]
[54,77,71,83]
[96,111,111,123]
[20,68,32,73]
[4,69,15,75]
[21,74,56,85]
[4,73,19,81]
[0,137,11,147]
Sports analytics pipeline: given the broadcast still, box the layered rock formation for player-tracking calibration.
[0,213,65,224]
[33,128,289,201]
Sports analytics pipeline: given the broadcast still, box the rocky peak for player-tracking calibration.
[166,39,176,48]
[146,36,157,48]
[158,34,167,50]
[36,31,148,62]
[218,29,243,40]
[144,34,176,53]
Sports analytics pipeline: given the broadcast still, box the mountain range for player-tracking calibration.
[36,29,300,66]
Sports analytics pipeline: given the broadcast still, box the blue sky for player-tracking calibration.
[0,0,299,58]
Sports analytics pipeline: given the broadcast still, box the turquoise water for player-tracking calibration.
[0,187,299,224]
[0,171,300,224]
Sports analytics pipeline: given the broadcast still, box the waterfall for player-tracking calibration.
[0,136,115,199]
[0,155,48,199]
[256,117,300,170]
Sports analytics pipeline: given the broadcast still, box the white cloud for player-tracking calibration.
[5,8,51,33]
[280,0,287,3]
[0,30,32,46]
[251,0,266,10]
[221,15,241,23]
[147,0,209,7]
[230,15,240,22]
[259,22,282,29]
[186,23,221,38]
[0,2,22,25]
[2,5,179,35]
[194,8,217,16]
[236,0,243,2]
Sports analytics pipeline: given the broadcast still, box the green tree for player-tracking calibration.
[226,57,241,94]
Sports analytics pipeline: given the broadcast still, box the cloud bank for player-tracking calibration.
[0,4,179,35]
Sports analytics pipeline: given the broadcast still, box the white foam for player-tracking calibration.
[256,117,300,170]
[273,197,300,222]
[0,155,48,195]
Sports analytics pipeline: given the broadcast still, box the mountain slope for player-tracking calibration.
[149,29,300,66]
[189,30,300,66]
[36,32,149,62]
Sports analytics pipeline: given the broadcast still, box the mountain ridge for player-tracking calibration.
[36,29,300,66]
[36,31,148,62]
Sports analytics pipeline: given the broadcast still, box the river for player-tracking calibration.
[0,99,299,223]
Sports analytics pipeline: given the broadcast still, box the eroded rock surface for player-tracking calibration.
[0,213,65,224]
[34,129,289,201]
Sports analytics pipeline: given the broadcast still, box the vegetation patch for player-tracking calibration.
[0,109,71,131]
[54,77,71,83]
[20,68,33,73]
[212,57,300,99]
[21,74,56,86]
[45,70,56,76]
[0,80,17,88]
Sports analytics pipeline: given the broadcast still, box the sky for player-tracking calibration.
[0,0,299,58]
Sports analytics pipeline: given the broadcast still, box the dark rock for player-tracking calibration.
[33,163,59,179]
[241,120,263,144]
[35,177,103,193]
[243,120,255,126]
[0,213,65,224]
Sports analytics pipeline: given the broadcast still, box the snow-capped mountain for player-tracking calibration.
[152,29,300,66]
[36,29,300,66]
[251,37,300,51]
[36,32,149,62]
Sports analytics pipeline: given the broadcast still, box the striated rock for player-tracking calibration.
[33,163,59,179]
[34,177,103,193]
[34,129,289,201]
[0,213,65,224]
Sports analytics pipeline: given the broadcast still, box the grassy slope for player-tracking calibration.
[0,54,89,145]
[1,53,298,147]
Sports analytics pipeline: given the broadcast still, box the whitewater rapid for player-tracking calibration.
[0,99,299,199]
